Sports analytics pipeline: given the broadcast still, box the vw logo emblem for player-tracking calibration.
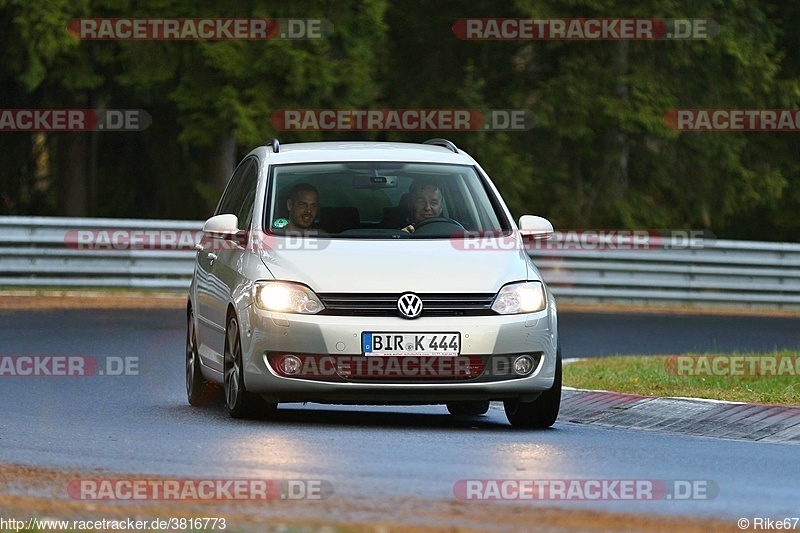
[397,293,423,319]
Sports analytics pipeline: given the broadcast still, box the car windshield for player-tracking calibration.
[265,162,510,238]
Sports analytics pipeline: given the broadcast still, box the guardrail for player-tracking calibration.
[2,216,800,308]
[0,217,198,290]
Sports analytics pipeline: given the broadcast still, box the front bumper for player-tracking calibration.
[237,303,558,404]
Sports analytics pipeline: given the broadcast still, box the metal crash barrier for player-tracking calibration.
[1,217,799,309]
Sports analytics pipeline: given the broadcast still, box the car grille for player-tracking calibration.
[317,293,497,317]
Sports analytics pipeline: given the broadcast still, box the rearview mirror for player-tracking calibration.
[518,215,554,240]
[352,175,398,189]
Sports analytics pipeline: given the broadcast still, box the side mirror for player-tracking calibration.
[202,214,239,239]
[518,215,554,240]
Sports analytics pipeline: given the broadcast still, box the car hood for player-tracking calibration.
[259,238,532,293]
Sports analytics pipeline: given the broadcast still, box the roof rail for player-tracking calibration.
[423,138,458,153]
[264,138,280,153]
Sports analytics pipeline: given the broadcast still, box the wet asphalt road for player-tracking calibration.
[0,308,798,521]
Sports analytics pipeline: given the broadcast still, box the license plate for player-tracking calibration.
[362,332,460,356]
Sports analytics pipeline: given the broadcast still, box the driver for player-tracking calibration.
[401,179,443,233]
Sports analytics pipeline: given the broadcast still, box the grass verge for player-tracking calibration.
[563,351,800,406]
[0,289,186,310]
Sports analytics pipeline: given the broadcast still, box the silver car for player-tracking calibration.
[186,139,561,428]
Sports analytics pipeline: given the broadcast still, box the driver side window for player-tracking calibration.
[215,158,258,230]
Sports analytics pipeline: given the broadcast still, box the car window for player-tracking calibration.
[216,158,258,230]
[265,162,509,237]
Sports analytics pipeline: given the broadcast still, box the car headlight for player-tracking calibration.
[491,281,546,314]
[254,281,324,314]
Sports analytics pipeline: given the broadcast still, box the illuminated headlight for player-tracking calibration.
[491,282,546,314]
[254,282,324,314]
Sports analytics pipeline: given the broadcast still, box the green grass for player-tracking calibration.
[563,351,800,406]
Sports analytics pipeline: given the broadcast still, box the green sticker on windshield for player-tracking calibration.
[272,218,289,229]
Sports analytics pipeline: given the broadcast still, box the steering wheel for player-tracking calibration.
[411,216,466,235]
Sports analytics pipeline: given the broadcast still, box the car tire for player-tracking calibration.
[446,400,491,416]
[186,308,217,406]
[224,315,276,419]
[503,342,562,429]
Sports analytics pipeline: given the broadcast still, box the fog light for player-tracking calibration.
[513,355,535,376]
[280,355,302,375]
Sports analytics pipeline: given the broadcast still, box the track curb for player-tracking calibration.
[561,388,800,444]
